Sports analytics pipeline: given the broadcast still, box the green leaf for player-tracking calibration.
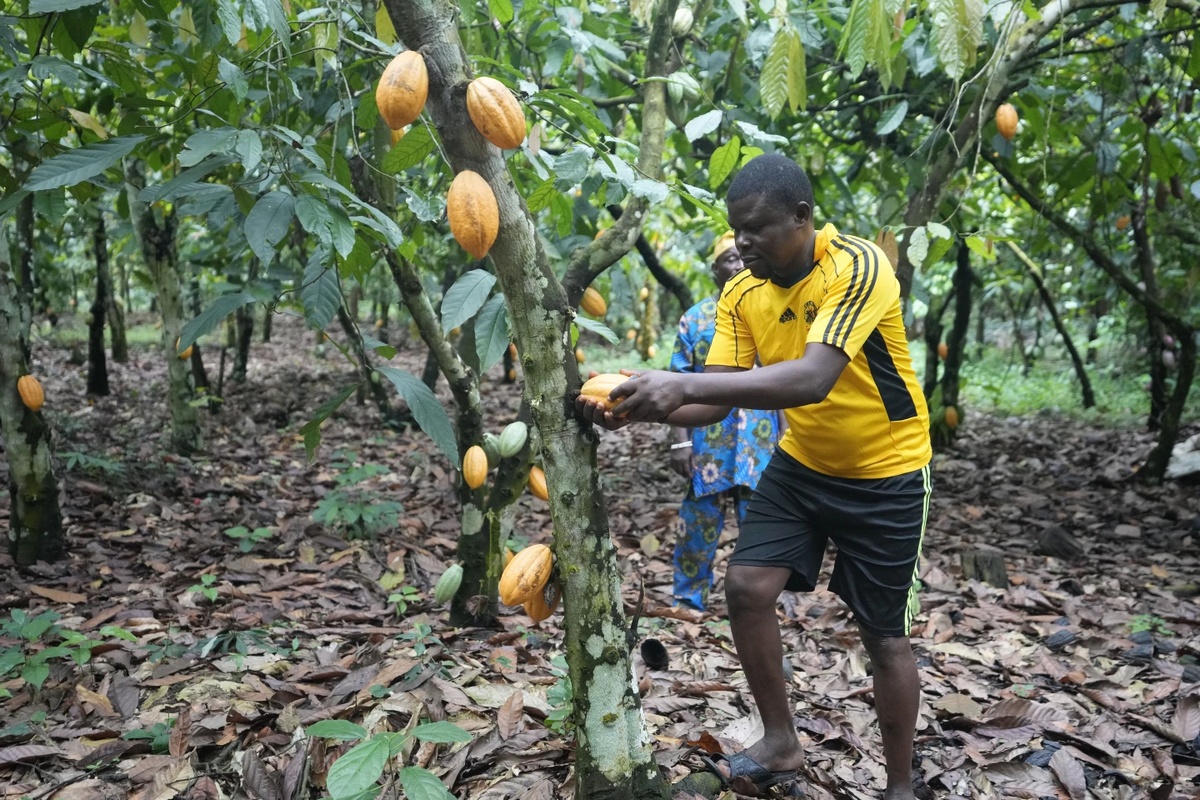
[760,29,791,119]
[179,293,258,351]
[376,368,458,462]
[139,156,236,203]
[875,100,908,136]
[1149,0,1166,18]
[24,136,145,192]
[726,0,747,26]
[23,663,50,689]
[838,0,871,79]
[29,0,101,12]
[574,316,619,344]
[709,135,741,189]
[399,766,455,800]
[307,720,368,741]
[245,191,295,265]
[295,194,334,248]
[299,383,359,462]
[218,57,248,101]
[411,722,472,744]
[441,269,497,334]
[178,128,238,167]
[527,179,558,213]
[235,130,262,174]
[473,294,510,372]
[488,0,514,25]
[217,0,242,44]
[929,0,984,80]
[327,736,389,799]
[684,109,722,142]
[786,29,806,113]
[906,226,928,267]
[382,124,437,173]
[964,234,995,261]
[302,251,341,330]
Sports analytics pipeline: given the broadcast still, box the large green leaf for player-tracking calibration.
[473,294,510,373]
[709,135,741,189]
[376,368,458,462]
[876,100,908,136]
[326,736,389,799]
[24,136,145,191]
[760,29,791,119]
[29,0,101,12]
[383,124,437,173]
[399,767,454,800]
[306,720,368,741]
[140,156,236,203]
[245,191,295,265]
[179,292,258,351]
[929,0,984,80]
[838,0,871,79]
[299,383,359,462]
[302,251,341,330]
[786,28,806,113]
[684,110,722,142]
[575,316,619,344]
[411,722,472,744]
[441,269,497,334]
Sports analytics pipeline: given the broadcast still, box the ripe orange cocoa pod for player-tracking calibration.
[463,444,488,489]
[995,103,1018,141]
[523,578,561,623]
[580,286,607,317]
[466,76,526,149]
[579,373,628,411]
[17,375,44,412]
[945,406,960,428]
[937,342,948,360]
[499,543,552,605]
[528,465,549,502]
[376,50,428,129]
[447,170,499,260]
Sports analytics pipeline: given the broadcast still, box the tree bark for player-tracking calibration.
[0,229,64,564]
[382,0,674,794]
[1005,242,1094,408]
[262,306,273,342]
[125,160,202,455]
[233,258,257,383]
[934,244,973,447]
[87,210,110,397]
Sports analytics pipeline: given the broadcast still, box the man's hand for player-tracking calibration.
[669,446,693,478]
[608,370,689,422]
[576,369,642,431]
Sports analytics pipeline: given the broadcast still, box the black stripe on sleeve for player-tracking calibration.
[827,238,879,349]
[862,328,918,421]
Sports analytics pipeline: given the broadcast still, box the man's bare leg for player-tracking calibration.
[720,564,806,774]
[860,629,919,800]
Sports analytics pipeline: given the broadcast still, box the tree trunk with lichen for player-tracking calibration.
[0,229,64,564]
[125,161,202,456]
[381,0,673,795]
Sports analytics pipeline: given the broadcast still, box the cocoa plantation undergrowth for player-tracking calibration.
[2,320,1198,800]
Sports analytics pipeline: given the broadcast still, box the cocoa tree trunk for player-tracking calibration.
[87,210,110,397]
[382,0,674,794]
[934,244,973,447]
[125,161,202,455]
[0,230,64,564]
[233,258,257,383]
[1006,242,1094,408]
[262,306,273,342]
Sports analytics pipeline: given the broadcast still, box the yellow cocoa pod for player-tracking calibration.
[945,406,960,429]
[499,543,552,605]
[575,348,585,364]
[463,444,488,489]
[579,373,628,411]
[995,103,1018,142]
[376,50,428,129]
[390,127,405,146]
[524,579,561,623]
[528,465,549,502]
[17,375,44,412]
[176,337,193,360]
[466,76,526,149]
[638,286,650,301]
[447,170,499,260]
[580,286,606,317]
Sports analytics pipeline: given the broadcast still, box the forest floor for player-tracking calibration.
[2,315,1199,800]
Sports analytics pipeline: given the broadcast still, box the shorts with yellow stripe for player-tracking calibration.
[731,449,932,637]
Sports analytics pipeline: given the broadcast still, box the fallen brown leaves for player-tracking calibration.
[1,317,1197,799]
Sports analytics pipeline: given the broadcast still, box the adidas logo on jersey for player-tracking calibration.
[779,307,797,323]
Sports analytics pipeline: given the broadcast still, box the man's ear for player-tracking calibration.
[793,201,812,226]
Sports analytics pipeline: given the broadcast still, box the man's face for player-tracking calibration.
[711,246,744,290]
[727,192,812,283]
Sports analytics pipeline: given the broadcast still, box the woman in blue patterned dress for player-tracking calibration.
[668,232,782,610]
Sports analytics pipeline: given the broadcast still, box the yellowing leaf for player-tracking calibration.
[68,109,110,140]
[130,13,149,47]
[178,7,199,46]
[375,5,396,45]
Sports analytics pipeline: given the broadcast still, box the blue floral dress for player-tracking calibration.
[669,296,779,609]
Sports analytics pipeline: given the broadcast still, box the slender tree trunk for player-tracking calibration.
[1006,242,1094,408]
[125,161,202,455]
[383,1,675,793]
[87,211,110,396]
[922,293,951,400]
[934,244,972,447]
[974,297,986,359]
[336,303,395,417]
[262,306,273,342]
[233,258,258,383]
[16,194,35,299]
[0,230,64,564]
[1143,325,1196,480]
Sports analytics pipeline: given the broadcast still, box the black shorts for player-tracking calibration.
[732,449,931,637]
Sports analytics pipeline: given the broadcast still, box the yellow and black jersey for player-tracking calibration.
[707,223,931,479]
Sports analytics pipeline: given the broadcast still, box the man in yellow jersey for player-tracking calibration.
[577,153,931,800]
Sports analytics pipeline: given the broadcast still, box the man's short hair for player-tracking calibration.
[727,153,814,211]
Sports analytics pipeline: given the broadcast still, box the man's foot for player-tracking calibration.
[700,738,806,794]
[699,751,799,795]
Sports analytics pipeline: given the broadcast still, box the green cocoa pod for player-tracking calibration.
[482,433,501,467]
[434,563,463,604]
[497,421,528,458]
